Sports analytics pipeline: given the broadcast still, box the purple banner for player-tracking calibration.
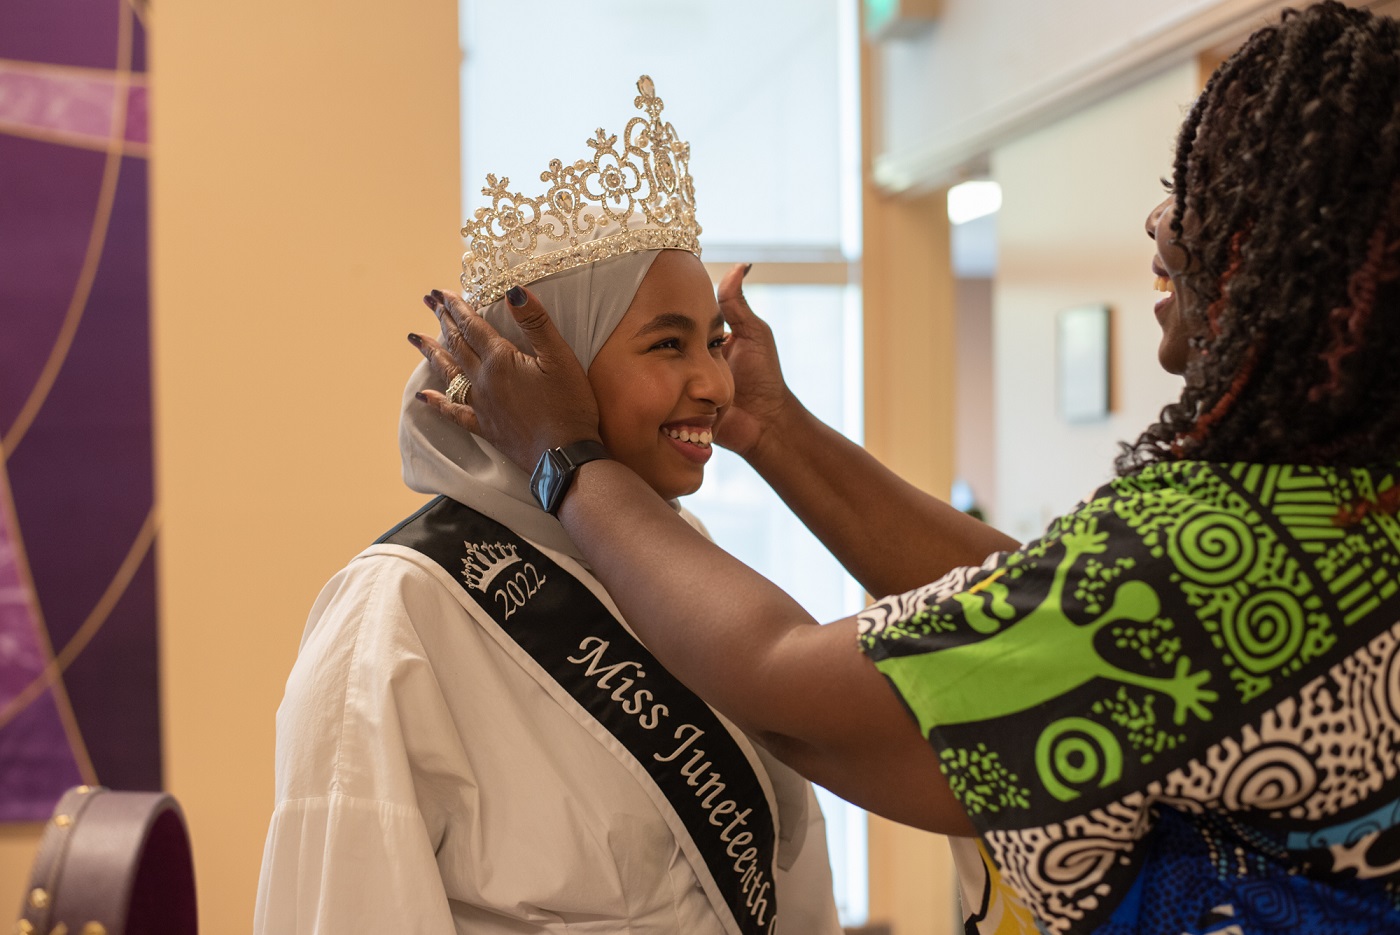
[0,0,160,821]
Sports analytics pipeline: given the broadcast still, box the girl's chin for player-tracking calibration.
[649,469,705,501]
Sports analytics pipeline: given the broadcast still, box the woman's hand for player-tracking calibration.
[409,288,602,472]
[713,264,802,460]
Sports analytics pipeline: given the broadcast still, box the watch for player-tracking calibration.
[529,440,611,515]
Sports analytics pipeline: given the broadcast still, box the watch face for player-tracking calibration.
[530,442,608,515]
[531,448,568,514]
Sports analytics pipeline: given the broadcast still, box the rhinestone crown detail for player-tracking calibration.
[459,75,701,307]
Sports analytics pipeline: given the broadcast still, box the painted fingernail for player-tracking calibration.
[415,391,429,403]
[423,294,439,312]
[507,286,527,307]
[743,263,753,276]
[407,332,423,347]
[430,289,445,305]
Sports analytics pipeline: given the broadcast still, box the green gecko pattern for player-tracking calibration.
[877,516,1216,733]
[859,461,1400,824]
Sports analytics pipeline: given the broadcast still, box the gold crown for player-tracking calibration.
[459,75,701,307]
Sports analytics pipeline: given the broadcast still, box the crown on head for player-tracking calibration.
[459,75,702,307]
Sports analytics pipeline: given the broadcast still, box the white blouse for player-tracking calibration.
[255,539,843,935]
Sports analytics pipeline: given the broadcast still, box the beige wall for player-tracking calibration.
[2,1,463,931]
[990,61,1198,541]
[153,3,464,930]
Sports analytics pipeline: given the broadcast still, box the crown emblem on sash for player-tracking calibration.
[459,75,702,307]
[461,541,522,592]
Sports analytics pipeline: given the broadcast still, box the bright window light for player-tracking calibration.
[947,180,1002,225]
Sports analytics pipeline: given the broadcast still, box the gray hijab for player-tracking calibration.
[398,250,661,561]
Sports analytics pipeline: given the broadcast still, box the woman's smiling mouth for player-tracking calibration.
[1152,261,1176,318]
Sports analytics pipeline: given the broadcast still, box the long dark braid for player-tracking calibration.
[1117,1,1400,473]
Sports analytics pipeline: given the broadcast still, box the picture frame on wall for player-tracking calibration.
[1057,304,1112,422]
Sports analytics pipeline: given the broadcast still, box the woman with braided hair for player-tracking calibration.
[1128,1,1400,472]
[417,3,1400,932]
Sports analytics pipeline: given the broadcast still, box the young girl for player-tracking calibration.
[254,78,842,935]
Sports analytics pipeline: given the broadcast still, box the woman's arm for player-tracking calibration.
[741,399,1016,598]
[712,265,1019,597]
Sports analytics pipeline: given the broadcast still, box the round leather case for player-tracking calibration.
[16,785,197,934]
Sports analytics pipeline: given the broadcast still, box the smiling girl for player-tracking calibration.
[253,79,842,935]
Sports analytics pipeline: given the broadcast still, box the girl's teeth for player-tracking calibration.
[1154,275,1174,293]
[666,428,712,446]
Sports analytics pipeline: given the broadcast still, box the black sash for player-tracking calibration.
[377,497,778,935]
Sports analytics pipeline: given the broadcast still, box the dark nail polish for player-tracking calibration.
[423,294,438,312]
[415,391,429,402]
[430,289,445,304]
[743,263,753,276]
[407,332,423,347]
[507,286,527,307]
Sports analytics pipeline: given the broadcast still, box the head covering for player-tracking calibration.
[399,249,661,560]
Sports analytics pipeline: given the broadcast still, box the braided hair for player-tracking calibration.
[1117,1,1400,473]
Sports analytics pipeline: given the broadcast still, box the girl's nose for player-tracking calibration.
[690,350,734,407]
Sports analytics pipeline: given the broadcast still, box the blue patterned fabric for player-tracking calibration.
[1101,807,1400,933]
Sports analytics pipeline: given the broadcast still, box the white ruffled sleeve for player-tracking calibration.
[254,553,468,935]
[256,794,455,933]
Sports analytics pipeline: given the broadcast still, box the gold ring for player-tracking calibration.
[446,373,472,405]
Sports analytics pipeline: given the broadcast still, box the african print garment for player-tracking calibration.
[860,462,1400,934]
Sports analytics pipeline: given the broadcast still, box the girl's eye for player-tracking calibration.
[651,337,681,351]
[709,333,731,350]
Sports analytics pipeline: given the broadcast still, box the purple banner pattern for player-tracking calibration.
[0,0,160,821]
